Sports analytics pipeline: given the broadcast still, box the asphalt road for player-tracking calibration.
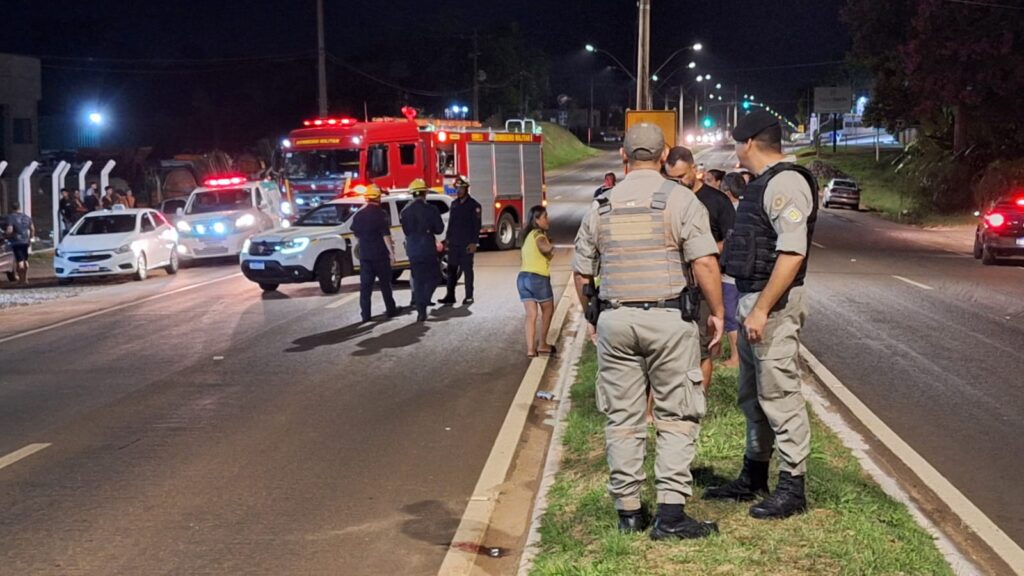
[0,239,572,572]
[699,146,1024,547]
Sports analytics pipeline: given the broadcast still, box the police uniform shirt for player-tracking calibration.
[350,203,391,261]
[446,195,482,246]
[761,162,814,257]
[573,169,718,277]
[400,200,444,260]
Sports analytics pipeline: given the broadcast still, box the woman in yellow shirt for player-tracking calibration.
[518,205,556,357]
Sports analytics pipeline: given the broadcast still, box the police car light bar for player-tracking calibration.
[303,117,358,127]
[203,175,248,187]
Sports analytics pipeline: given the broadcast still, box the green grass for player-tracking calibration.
[531,345,953,576]
[542,122,600,171]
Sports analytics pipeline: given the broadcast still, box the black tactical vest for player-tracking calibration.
[722,162,818,294]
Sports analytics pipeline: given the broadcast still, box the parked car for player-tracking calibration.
[54,207,179,284]
[974,194,1024,265]
[822,178,861,210]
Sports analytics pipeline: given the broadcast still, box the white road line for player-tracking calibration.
[0,443,51,471]
[0,273,243,346]
[812,241,827,249]
[892,275,934,291]
[325,293,359,309]
[553,195,563,200]
[437,274,576,576]
[801,347,1024,574]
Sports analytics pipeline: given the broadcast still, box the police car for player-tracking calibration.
[53,207,179,283]
[239,188,451,293]
[175,175,292,261]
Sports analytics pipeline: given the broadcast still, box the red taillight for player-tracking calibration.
[986,212,1006,228]
[1016,197,1024,207]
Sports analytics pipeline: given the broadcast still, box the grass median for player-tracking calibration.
[542,121,600,171]
[530,343,952,575]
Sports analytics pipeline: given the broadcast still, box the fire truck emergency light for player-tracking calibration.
[437,131,449,143]
[303,117,358,127]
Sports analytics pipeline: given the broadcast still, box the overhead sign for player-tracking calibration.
[814,86,852,115]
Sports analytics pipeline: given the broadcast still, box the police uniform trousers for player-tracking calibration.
[736,286,810,475]
[596,307,706,510]
[409,256,439,315]
[359,258,398,321]
[445,244,475,299]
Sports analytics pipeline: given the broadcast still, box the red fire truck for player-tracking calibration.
[279,112,546,250]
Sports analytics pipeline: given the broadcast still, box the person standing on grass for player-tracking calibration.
[718,172,747,367]
[4,203,35,285]
[517,205,556,357]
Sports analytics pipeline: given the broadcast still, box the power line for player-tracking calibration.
[325,53,471,97]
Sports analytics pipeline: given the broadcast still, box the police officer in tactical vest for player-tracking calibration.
[573,123,725,540]
[709,110,819,519]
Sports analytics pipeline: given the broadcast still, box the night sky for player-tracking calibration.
[2,0,850,149]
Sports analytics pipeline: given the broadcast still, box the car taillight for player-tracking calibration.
[985,212,1006,228]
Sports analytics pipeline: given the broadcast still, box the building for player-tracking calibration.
[0,53,42,214]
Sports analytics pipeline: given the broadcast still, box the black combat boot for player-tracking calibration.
[648,504,719,541]
[616,506,649,534]
[749,472,807,520]
[702,457,770,501]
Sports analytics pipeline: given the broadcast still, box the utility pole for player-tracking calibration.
[589,75,595,145]
[636,0,651,110]
[677,86,685,135]
[316,0,328,117]
[472,30,481,122]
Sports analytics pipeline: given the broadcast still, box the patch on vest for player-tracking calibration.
[784,207,803,223]
[771,195,788,212]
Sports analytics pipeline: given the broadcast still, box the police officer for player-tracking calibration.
[574,123,725,540]
[707,110,818,520]
[400,179,444,322]
[439,175,481,305]
[349,184,400,323]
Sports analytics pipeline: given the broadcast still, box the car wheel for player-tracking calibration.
[981,243,998,266]
[317,253,343,294]
[973,235,983,259]
[391,269,404,283]
[259,282,279,292]
[494,211,518,251]
[165,249,180,275]
[57,278,73,286]
[134,253,148,281]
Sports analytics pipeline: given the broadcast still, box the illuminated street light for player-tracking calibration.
[687,61,696,69]
[585,44,596,52]
[88,113,103,125]
[715,83,722,90]
[696,75,705,82]
[693,43,703,51]
[651,74,659,82]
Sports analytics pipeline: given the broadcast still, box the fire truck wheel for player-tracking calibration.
[494,212,518,251]
[317,252,344,294]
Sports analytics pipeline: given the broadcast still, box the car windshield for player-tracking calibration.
[285,149,361,180]
[72,214,137,235]
[294,203,363,227]
[162,199,186,214]
[834,180,857,188]
[187,189,252,214]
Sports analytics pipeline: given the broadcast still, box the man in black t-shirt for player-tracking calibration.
[664,147,736,392]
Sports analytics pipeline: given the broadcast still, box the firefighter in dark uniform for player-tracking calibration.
[708,110,819,520]
[349,184,400,323]
[400,179,445,322]
[440,175,482,305]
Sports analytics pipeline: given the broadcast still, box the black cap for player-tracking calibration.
[733,110,780,142]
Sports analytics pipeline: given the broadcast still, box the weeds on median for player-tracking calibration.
[530,344,953,576]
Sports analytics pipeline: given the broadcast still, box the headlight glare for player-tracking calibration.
[235,214,256,228]
[281,237,311,254]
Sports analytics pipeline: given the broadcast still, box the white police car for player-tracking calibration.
[175,175,292,261]
[53,207,179,283]
[240,189,451,293]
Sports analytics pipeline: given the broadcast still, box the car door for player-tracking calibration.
[384,198,408,264]
[151,211,177,262]
[137,212,160,266]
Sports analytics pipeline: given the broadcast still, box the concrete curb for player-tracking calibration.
[801,345,1023,575]
[436,274,578,576]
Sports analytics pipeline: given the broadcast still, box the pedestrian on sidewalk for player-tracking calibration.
[58,189,73,235]
[707,110,819,520]
[84,184,100,212]
[518,205,556,357]
[573,123,724,540]
[124,187,137,208]
[71,190,88,223]
[101,186,115,210]
[439,175,481,306]
[4,202,35,285]
[718,172,747,367]
[594,172,617,198]
[400,179,444,322]
[664,146,735,392]
[350,184,400,323]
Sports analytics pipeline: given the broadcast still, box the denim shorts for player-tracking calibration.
[517,271,553,302]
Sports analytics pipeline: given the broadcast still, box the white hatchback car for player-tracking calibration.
[176,177,291,261]
[54,207,180,283]
[240,191,451,293]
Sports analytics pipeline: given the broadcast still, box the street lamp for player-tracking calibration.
[583,44,636,81]
[88,113,103,125]
[715,83,722,90]
[687,61,696,69]
[651,74,659,82]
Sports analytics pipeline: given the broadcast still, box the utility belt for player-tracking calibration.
[599,299,683,311]
[591,285,701,324]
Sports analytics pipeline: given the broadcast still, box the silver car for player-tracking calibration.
[823,178,861,210]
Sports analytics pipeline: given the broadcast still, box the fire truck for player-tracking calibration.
[278,111,546,250]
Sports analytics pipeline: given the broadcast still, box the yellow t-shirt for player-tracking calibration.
[521,229,551,277]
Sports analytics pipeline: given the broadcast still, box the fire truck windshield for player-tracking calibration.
[285,149,361,180]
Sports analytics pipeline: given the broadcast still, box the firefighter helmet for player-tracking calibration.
[453,175,470,189]
[408,178,429,192]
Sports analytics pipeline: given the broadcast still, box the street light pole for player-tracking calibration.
[316,0,328,117]
[636,0,651,109]
[589,75,594,145]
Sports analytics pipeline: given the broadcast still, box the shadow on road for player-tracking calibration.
[352,321,430,357]
[286,320,381,353]
[428,305,474,323]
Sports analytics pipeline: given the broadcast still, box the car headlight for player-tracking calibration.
[235,214,256,228]
[296,197,306,206]
[281,219,292,228]
[54,247,63,258]
[281,237,311,254]
[114,243,132,254]
[177,220,192,233]
[242,238,252,253]
[281,201,293,216]
[213,222,227,234]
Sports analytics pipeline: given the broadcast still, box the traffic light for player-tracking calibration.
[742,101,751,110]
[702,117,714,129]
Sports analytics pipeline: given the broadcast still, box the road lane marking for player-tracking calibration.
[0,443,51,471]
[0,273,243,346]
[437,273,576,576]
[800,347,1024,574]
[812,241,826,249]
[892,275,934,291]
[553,195,563,200]
[325,293,359,309]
